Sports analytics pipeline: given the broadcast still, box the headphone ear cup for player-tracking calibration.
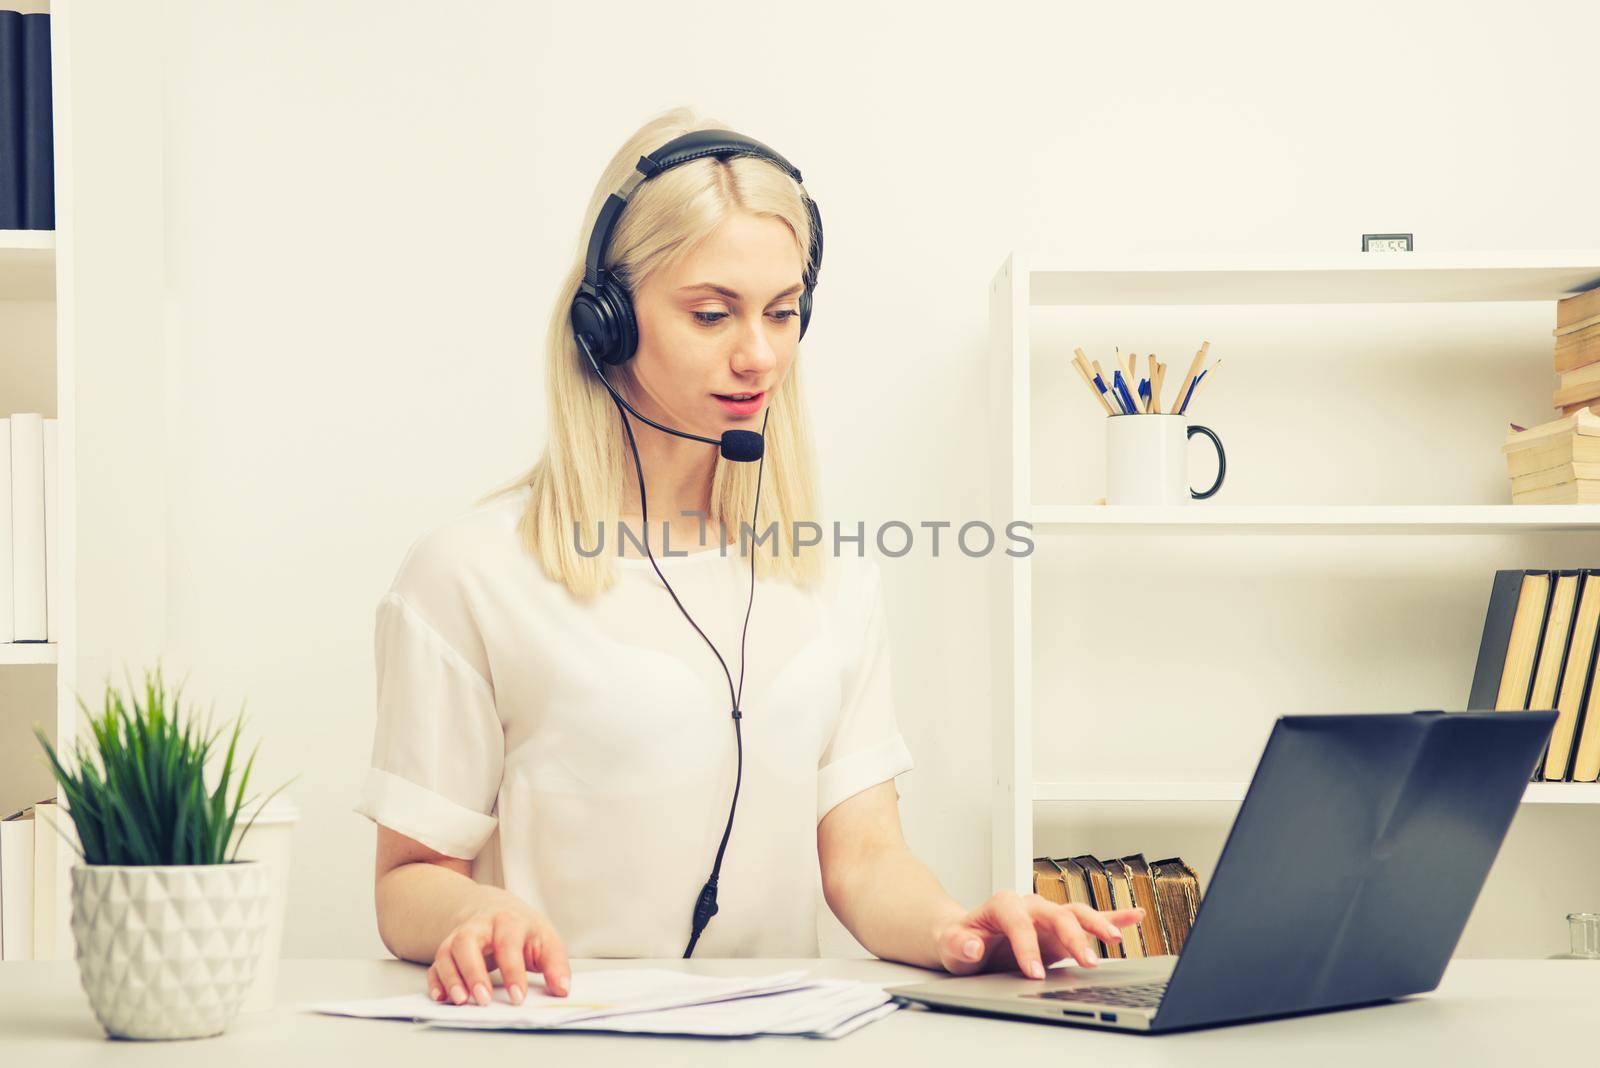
[603,281,639,365]
[798,287,813,340]
[571,288,619,367]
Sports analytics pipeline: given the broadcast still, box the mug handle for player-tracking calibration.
[1187,424,1225,500]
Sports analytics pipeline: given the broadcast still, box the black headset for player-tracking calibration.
[568,129,823,957]
[570,128,824,367]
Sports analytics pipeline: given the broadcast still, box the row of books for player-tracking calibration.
[2,413,60,643]
[1555,287,1600,418]
[0,799,58,960]
[1032,854,1201,960]
[0,11,51,230]
[1529,287,1600,503]
[1503,407,1600,504]
[1470,569,1600,781]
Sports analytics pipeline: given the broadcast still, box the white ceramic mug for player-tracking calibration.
[1105,413,1226,505]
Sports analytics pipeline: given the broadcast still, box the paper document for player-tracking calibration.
[303,967,900,1039]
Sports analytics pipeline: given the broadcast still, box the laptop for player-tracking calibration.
[888,709,1556,1033]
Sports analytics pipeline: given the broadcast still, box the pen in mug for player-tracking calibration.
[1113,369,1139,414]
[1181,357,1221,414]
[1091,360,1124,413]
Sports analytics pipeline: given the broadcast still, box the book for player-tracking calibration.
[1554,376,1600,410]
[1554,323,1600,375]
[20,12,49,230]
[1511,481,1600,505]
[1147,858,1201,955]
[43,416,56,642]
[31,800,56,959]
[1505,437,1600,478]
[0,11,20,230]
[1545,575,1600,781]
[0,416,10,643]
[1557,287,1600,333]
[1117,854,1168,956]
[1504,407,1600,449]
[1069,855,1122,959]
[1100,859,1146,959]
[1058,857,1095,909]
[1560,361,1600,392]
[1572,639,1600,781]
[1511,463,1600,493]
[9,412,45,640]
[1478,571,1552,713]
[0,807,35,959]
[1558,401,1600,418]
[1032,858,1068,905]
[1527,573,1582,776]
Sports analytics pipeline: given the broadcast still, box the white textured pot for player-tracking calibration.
[69,861,271,1040]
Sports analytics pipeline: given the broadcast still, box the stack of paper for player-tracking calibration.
[304,968,901,1039]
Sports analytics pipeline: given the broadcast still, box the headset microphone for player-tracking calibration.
[576,332,766,463]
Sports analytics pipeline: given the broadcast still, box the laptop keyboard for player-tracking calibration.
[1032,980,1167,1009]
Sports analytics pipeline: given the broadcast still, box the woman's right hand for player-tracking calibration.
[426,898,571,1006]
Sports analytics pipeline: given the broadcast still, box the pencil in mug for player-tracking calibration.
[1170,341,1209,418]
[1151,359,1166,413]
[1074,347,1116,413]
[1071,348,1115,415]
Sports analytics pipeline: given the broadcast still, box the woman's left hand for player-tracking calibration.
[931,890,1145,978]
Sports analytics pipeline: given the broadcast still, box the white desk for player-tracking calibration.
[0,957,1595,1065]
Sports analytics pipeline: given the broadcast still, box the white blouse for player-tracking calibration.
[354,485,915,958]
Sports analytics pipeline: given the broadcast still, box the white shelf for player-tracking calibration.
[1023,250,1600,306]
[1034,781,1600,805]
[0,643,58,665]
[988,249,1600,900]
[1031,504,1600,535]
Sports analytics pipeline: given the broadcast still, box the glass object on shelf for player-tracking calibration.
[1549,913,1600,960]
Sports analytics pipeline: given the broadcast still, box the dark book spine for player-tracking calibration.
[0,12,22,229]
[21,12,51,230]
[1550,570,1600,782]
[1525,573,1566,779]
[1468,570,1531,710]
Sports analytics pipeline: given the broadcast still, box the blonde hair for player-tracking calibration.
[479,106,824,598]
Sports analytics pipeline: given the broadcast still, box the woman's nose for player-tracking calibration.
[730,321,780,376]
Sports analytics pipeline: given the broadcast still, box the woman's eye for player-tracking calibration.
[771,309,798,322]
[692,311,727,326]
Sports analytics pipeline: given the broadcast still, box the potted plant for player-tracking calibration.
[34,664,293,1040]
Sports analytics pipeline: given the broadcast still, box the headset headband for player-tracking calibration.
[580,129,822,296]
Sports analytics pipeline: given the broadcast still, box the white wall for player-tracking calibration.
[153,0,1600,960]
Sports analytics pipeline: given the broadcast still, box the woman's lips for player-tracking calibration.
[712,391,765,417]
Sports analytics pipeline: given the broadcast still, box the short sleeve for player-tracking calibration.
[817,557,914,821]
[354,590,505,859]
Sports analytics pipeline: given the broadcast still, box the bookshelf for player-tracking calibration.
[989,250,1600,915]
[0,1,74,963]
[1,1,162,961]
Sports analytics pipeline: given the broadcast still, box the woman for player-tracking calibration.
[356,106,1142,1008]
